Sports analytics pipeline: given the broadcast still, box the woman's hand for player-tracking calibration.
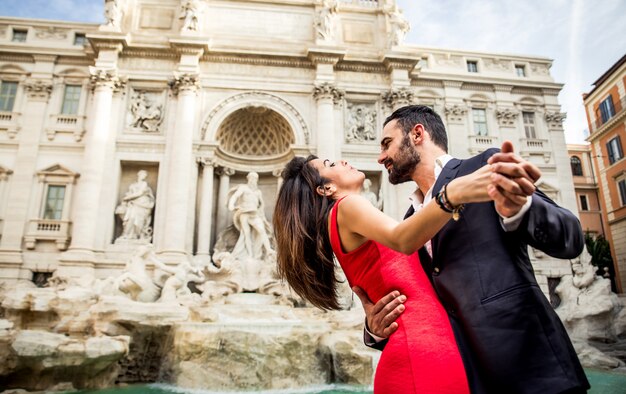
[446,164,493,205]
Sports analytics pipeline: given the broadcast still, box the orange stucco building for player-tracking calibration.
[583,53,626,292]
[567,143,605,237]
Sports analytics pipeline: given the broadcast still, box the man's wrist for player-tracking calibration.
[364,318,385,343]
[499,195,532,231]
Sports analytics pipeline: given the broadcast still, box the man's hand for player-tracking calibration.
[488,141,542,217]
[353,286,405,339]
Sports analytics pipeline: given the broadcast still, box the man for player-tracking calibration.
[354,105,589,394]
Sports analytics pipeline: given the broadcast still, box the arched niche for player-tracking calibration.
[201,91,309,146]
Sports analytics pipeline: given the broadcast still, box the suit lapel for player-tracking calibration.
[430,158,462,261]
[432,158,462,199]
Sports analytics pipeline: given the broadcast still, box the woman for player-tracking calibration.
[273,155,494,394]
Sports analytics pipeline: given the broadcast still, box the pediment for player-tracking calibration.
[36,164,79,181]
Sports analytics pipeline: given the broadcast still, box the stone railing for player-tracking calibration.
[468,135,498,154]
[46,114,86,142]
[24,219,71,251]
[519,138,552,163]
[521,138,548,150]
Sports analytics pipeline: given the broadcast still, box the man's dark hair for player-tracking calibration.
[383,105,448,152]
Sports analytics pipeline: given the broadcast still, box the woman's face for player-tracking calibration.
[310,158,365,193]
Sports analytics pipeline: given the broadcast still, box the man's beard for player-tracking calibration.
[387,136,421,185]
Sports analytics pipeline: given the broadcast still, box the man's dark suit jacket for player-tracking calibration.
[367,149,590,394]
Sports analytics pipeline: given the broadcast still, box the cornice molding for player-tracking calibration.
[462,82,495,92]
[307,47,346,66]
[203,53,313,68]
[412,79,444,88]
[511,86,543,96]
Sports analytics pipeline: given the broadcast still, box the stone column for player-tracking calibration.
[161,73,199,259]
[215,166,235,235]
[60,68,124,276]
[0,79,52,275]
[195,157,216,261]
[313,83,343,160]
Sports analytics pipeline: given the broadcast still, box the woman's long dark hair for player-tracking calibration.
[273,155,341,310]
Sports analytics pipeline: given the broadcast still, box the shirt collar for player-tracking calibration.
[408,153,454,207]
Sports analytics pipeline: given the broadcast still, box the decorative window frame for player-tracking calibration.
[24,164,79,251]
[47,69,90,142]
[0,64,28,139]
[614,171,626,208]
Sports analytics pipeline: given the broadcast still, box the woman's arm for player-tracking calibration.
[338,165,493,254]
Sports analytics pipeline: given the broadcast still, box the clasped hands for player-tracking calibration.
[354,140,542,339]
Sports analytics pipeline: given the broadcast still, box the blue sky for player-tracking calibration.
[1,0,624,143]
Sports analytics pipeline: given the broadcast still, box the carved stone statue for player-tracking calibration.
[314,0,338,42]
[115,170,155,242]
[155,260,204,303]
[346,104,376,143]
[129,91,163,133]
[114,244,161,302]
[556,249,622,342]
[360,178,382,210]
[103,0,123,29]
[227,172,273,261]
[386,5,410,47]
[179,0,202,31]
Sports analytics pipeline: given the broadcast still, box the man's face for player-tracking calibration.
[378,120,421,185]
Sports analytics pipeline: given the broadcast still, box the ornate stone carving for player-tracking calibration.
[128,90,164,133]
[179,0,203,32]
[530,62,550,75]
[435,53,463,67]
[484,58,512,71]
[545,111,566,129]
[314,0,338,42]
[115,170,155,243]
[169,73,199,95]
[444,104,468,124]
[495,108,519,127]
[197,156,217,168]
[23,80,53,100]
[345,103,377,143]
[381,88,414,109]
[385,5,410,47]
[89,67,126,91]
[34,27,68,40]
[103,0,124,29]
[216,166,236,177]
[313,83,344,105]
